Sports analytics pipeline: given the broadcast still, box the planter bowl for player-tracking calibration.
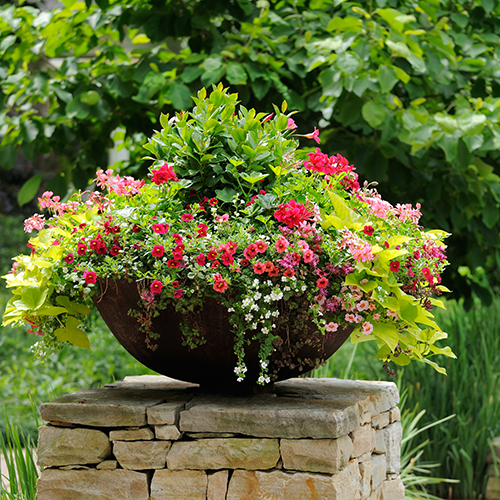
[93,279,353,392]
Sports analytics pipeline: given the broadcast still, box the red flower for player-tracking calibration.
[255,240,267,253]
[77,243,87,256]
[390,261,400,273]
[211,260,220,268]
[196,253,206,266]
[225,241,238,254]
[363,226,374,236]
[150,280,163,294]
[264,261,274,272]
[317,277,329,288]
[172,234,183,244]
[111,225,120,233]
[150,162,178,185]
[197,224,208,237]
[173,289,183,298]
[208,198,218,206]
[167,259,180,268]
[274,200,312,228]
[95,243,107,255]
[274,238,289,253]
[64,254,74,264]
[221,252,234,266]
[152,245,165,257]
[268,266,279,277]
[284,269,295,278]
[152,223,169,234]
[213,278,228,293]
[83,271,97,284]
[253,262,266,274]
[110,246,121,256]
[240,258,249,267]
[207,249,218,261]
[422,267,434,284]
[132,224,142,233]
[243,243,258,260]
[172,281,179,288]
[181,213,194,222]
[172,249,183,260]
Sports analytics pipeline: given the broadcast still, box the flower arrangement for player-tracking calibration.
[2,85,454,385]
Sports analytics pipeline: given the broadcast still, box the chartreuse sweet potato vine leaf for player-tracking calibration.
[54,316,90,350]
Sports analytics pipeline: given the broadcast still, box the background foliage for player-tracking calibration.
[1,0,500,303]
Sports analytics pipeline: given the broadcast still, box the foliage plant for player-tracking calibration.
[0,0,498,304]
[1,86,452,385]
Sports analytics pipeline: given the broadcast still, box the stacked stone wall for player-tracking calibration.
[36,376,404,500]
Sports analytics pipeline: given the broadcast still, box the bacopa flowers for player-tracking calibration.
[3,86,451,388]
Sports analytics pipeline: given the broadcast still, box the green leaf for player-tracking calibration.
[131,34,151,45]
[226,62,248,85]
[378,65,399,93]
[336,53,361,75]
[21,286,47,310]
[457,113,486,135]
[168,81,193,111]
[373,321,399,351]
[54,316,90,349]
[361,101,387,128]
[215,187,238,203]
[327,16,363,32]
[0,143,17,170]
[55,296,91,315]
[66,97,90,120]
[18,174,43,207]
[80,90,100,106]
[483,202,499,229]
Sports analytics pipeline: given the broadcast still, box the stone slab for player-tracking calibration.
[147,399,190,425]
[208,470,229,500]
[155,424,182,440]
[226,461,361,500]
[180,394,359,439]
[40,388,170,427]
[35,469,149,500]
[113,440,171,470]
[109,427,154,441]
[37,427,111,467]
[150,469,207,500]
[351,424,375,458]
[280,436,352,474]
[167,438,280,470]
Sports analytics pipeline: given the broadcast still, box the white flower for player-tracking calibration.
[284,286,291,292]
[264,295,272,303]
[262,327,269,334]
[265,311,271,319]
[227,307,235,312]
[281,276,288,282]
[250,304,259,312]
[258,376,266,384]
[242,298,252,308]
[260,360,268,369]
[254,292,262,300]
[301,285,307,292]
[271,310,280,317]
[251,323,258,330]
[245,313,253,322]
[271,291,283,301]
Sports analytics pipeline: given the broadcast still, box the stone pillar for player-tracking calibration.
[36,375,404,500]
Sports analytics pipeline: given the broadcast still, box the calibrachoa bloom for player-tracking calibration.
[83,271,97,284]
[274,200,312,228]
[150,162,178,184]
[150,280,163,294]
[152,245,165,257]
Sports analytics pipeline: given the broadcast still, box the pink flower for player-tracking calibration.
[274,237,289,253]
[77,243,87,256]
[253,262,266,274]
[152,245,165,257]
[152,223,169,234]
[345,313,356,323]
[24,214,45,233]
[196,253,206,266]
[64,254,74,264]
[274,200,312,228]
[215,213,229,223]
[150,163,178,185]
[213,278,228,293]
[243,244,258,260]
[197,224,208,237]
[356,300,370,312]
[255,240,267,253]
[286,118,297,130]
[422,267,434,284]
[363,225,374,236]
[325,322,339,333]
[150,280,163,294]
[83,271,97,284]
[173,289,183,298]
[302,127,320,144]
[361,321,373,336]
[181,213,194,222]
[303,249,315,263]
[172,234,183,244]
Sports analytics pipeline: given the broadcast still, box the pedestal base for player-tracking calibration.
[36,376,405,500]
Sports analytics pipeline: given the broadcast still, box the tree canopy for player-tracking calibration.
[1,0,499,304]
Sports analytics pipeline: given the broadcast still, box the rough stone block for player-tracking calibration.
[383,422,402,474]
[375,478,405,500]
[113,440,171,470]
[351,424,375,458]
[37,426,111,467]
[374,429,387,454]
[40,387,172,427]
[150,470,207,500]
[207,470,229,500]
[372,411,390,429]
[389,407,401,423]
[155,424,182,440]
[179,394,359,439]
[35,469,149,500]
[280,435,352,474]
[486,475,500,500]
[147,399,189,425]
[359,458,372,500]
[109,427,154,441]
[227,461,360,500]
[372,453,387,490]
[96,460,117,470]
[167,438,279,470]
